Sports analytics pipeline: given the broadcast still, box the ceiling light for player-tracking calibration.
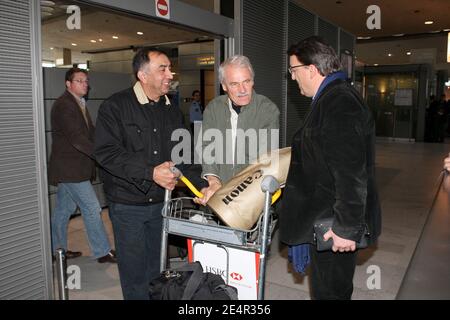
[112,36,119,39]
[388,53,392,57]
[42,61,56,68]
[50,47,54,50]
[357,36,371,40]
[40,0,55,5]
[90,40,97,43]
[443,29,450,32]
[137,32,144,35]
[98,39,103,42]
[374,64,379,66]
[406,52,411,55]
[393,33,404,37]
[41,6,54,12]
[424,21,434,25]
[71,43,77,46]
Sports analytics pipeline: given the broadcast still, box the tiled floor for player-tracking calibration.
[55,140,450,300]
[396,175,450,299]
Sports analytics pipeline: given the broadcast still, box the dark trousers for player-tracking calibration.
[309,244,357,300]
[109,201,163,300]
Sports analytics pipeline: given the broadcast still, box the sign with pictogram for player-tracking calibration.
[155,0,170,19]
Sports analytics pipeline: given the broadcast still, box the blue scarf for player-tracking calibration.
[288,244,310,274]
[313,71,347,102]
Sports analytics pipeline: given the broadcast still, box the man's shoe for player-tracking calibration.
[52,250,82,262]
[66,250,82,259]
[97,250,117,263]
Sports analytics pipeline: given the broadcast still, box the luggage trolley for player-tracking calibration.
[160,175,280,300]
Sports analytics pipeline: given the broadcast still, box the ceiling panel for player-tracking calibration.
[41,0,214,62]
[294,0,450,37]
[292,0,450,72]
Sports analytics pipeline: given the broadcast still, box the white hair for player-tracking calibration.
[218,55,255,84]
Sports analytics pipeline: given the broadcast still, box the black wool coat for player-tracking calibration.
[279,79,382,246]
[48,91,96,186]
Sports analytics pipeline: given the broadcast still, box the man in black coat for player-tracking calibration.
[280,37,382,299]
[48,67,116,263]
[94,48,208,300]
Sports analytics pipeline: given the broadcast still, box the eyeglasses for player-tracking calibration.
[288,64,308,74]
[72,79,89,84]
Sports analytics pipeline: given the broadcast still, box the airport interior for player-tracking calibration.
[0,0,449,300]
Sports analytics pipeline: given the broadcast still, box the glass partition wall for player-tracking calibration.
[365,72,418,140]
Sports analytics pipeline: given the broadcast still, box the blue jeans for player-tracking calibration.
[51,181,111,258]
[108,201,163,300]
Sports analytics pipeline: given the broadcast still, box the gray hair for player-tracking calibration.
[218,55,255,84]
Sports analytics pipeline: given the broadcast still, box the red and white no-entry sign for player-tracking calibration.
[155,0,170,19]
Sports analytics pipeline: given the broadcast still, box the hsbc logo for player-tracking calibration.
[205,266,226,277]
[230,272,243,281]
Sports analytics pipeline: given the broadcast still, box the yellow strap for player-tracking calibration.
[271,189,282,204]
[181,175,282,204]
[180,176,204,198]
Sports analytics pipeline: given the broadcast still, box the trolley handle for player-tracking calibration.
[258,175,280,300]
[169,167,282,204]
[170,167,204,198]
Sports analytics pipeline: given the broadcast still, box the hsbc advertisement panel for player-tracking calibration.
[187,239,260,300]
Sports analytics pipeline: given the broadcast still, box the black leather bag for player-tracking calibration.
[313,218,370,251]
[149,262,238,300]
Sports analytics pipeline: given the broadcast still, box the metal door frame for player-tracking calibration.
[77,0,237,96]
[32,0,238,299]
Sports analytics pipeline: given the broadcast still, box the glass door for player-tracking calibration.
[365,72,417,140]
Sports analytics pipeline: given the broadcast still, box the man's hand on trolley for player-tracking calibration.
[153,161,178,190]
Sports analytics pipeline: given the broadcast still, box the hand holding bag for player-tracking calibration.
[313,218,370,251]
